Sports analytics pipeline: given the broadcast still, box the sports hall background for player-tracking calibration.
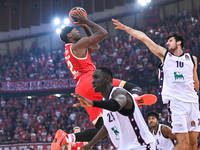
[0,0,199,149]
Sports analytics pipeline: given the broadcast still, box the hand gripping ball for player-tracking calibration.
[69,7,87,26]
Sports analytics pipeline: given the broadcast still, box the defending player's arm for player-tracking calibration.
[68,142,73,150]
[72,10,108,53]
[112,18,166,62]
[80,125,108,150]
[72,88,133,111]
[72,93,122,111]
[81,24,100,54]
[161,125,177,141]
[192,56,199,94]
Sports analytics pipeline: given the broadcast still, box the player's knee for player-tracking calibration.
[189,140,197,148]
[177,140,189,150]
[190,143,197,149]
[123,82,142,96]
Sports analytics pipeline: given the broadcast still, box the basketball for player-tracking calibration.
[69,7,87,26]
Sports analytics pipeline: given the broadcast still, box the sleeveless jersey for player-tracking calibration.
[64,43,126,124]
[103,87,154,150]
[72,142,83,150]
[64,43,96,83]
[152,124,175,150]
[161,51,198,104]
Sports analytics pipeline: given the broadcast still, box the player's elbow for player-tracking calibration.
[100,30,108,38]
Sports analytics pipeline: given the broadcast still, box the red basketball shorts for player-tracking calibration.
[75,72,126,124]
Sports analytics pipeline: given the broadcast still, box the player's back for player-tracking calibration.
[64,43,96,83]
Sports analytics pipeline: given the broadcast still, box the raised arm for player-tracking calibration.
[72,10,108,55]
[192,56,199,94]
[81,24,100,54]
[112,18,167,62]
[68,142,73,150]
[72,90,132,112]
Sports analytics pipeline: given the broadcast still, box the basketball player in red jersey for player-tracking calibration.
[51,10,142,150]
[68,126,87,150]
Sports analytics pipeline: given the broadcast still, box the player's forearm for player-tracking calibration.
[83,19,108,36]
[193,57,199,94]
[86,125,108,148]
[194,80,199,94]
[124,26,166,59]
[93,99,121,111]
[124,26,147,42]
[67,143,72,150]
[82,25,93,37]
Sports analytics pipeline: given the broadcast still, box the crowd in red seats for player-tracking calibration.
[0,9,200,148]
[0,95,93,143]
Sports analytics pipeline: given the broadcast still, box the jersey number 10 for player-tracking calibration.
[176,61,184,68]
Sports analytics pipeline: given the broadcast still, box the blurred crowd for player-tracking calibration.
[0,8,200,149]
[0,95,93,143]
[0,10,199,82]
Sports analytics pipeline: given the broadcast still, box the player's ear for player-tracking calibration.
[105,76,111,83]
[177,41,181,46]
[67,33,72,38]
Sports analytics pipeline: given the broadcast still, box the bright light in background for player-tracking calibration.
[27,96,32,99]
[56,28,61,34]
[138,0,151,6]
[54,17,71,34]
[138,0,147,6]
[54,18,60,25]
[64,18,70,25]
[61,24,65,29]
[55,94,61,97]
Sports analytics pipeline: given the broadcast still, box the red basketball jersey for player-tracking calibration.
[72,142,83,150]
[64,43,126,123]
[64,43,96,83]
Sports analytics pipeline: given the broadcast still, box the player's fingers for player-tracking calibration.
[112,18,118,22]
[71,93,81,98]
[70,14,78,18]
[78,9,83,15]
[71,93,79,96]
[71,93,76,96]
[73,103,81,107]
[74,10,80,15]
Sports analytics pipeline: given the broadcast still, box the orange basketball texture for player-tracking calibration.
[69,7,87,26]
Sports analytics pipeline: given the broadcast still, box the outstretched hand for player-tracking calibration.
[71,93,93,108]
[112,18,127,30]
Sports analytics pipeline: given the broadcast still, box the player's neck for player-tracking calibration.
[153,125,158,134]
[101,85,113,99]
[172,48,183,57]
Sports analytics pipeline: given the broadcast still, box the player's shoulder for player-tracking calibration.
[113,87,127,94]
[161,124,172,133]
[192,55,197,61]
